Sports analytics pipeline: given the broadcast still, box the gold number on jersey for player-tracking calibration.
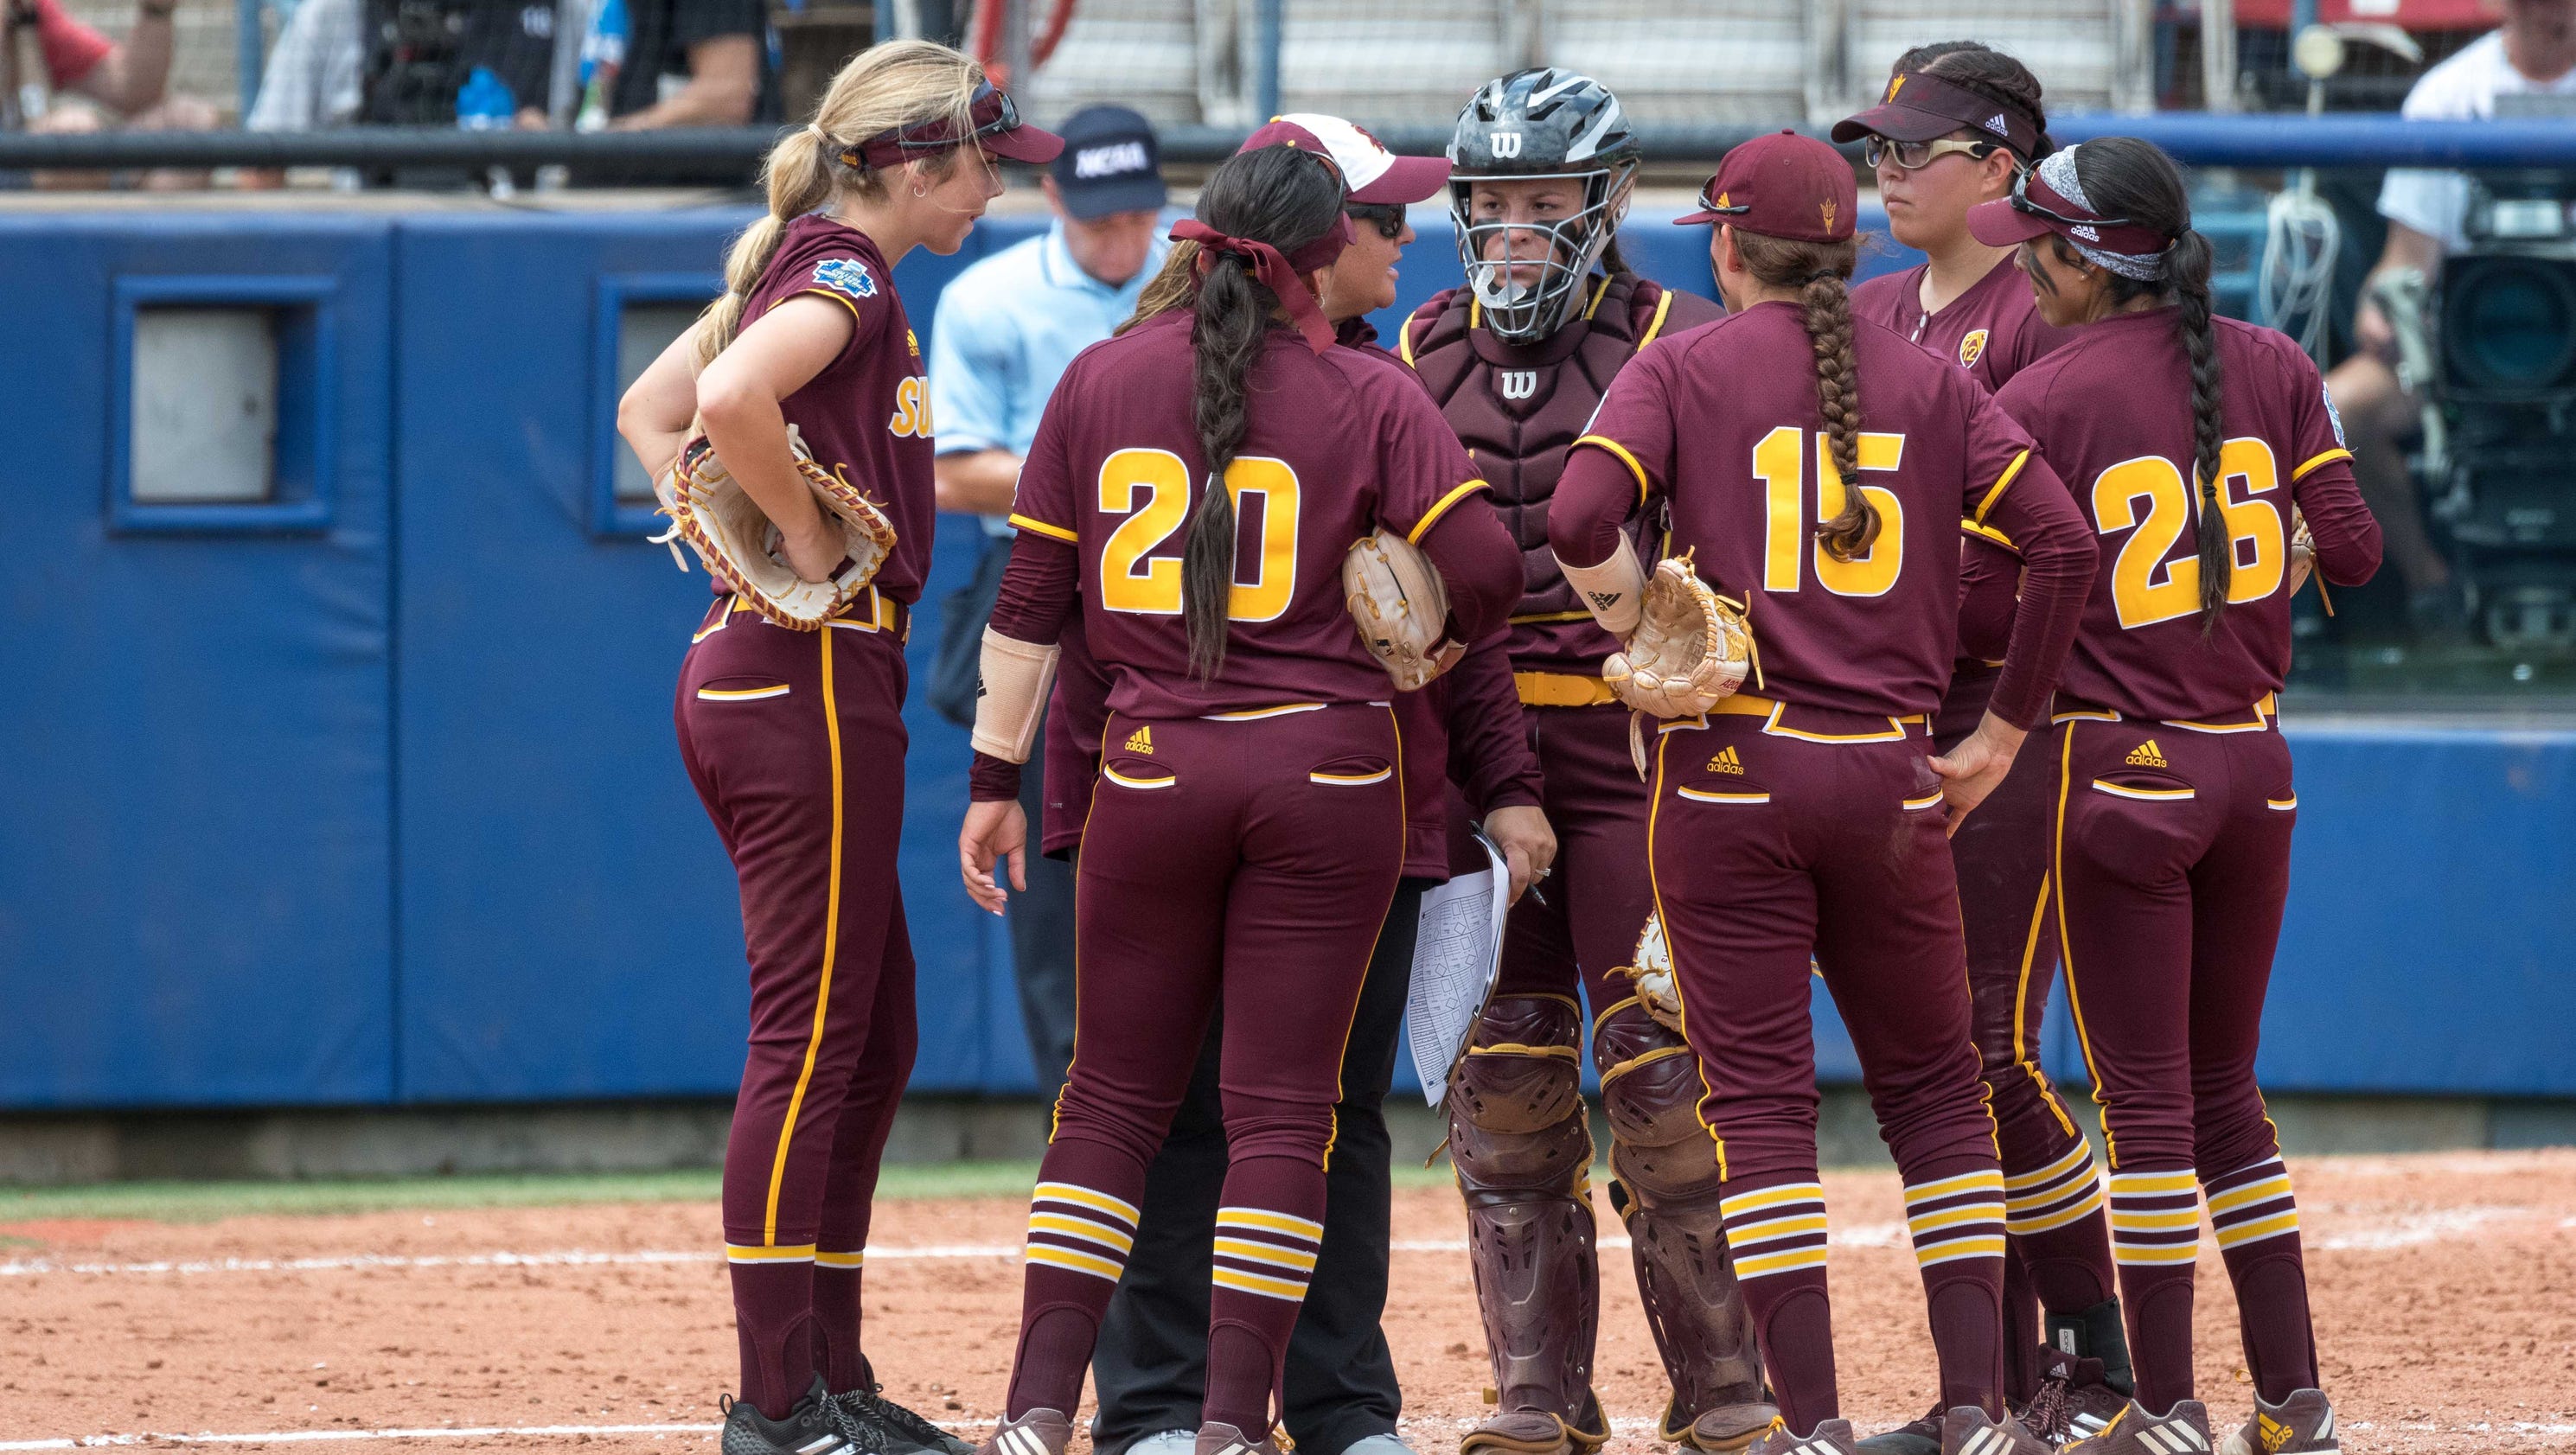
[1754,425,1908,597]
[1095,447,1302,621]
[2091,438,2285,629]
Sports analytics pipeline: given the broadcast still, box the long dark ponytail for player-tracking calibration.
[1179,144,1346,679]
[1734,228,1874,559]
[2059,137,2227,629]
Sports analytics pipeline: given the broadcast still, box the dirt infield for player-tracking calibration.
[3,1151,2572,1452]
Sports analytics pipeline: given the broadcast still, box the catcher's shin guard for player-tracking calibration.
[1446,994,1605,1455]
[1596,999,1774,1451]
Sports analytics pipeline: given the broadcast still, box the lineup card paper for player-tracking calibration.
[1406,831,1512,1108]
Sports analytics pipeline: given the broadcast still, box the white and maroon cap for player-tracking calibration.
[1238,112,1450,204]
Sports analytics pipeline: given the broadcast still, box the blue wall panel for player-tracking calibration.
[388,212,1015,1102]
[5,203,2571,1114]
[0,215,397,1107]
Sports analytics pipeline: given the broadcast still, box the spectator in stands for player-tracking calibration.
[246,0,770,132]
[924,104,1167,1105]
[14,0,174,118]
[2329,0,2576,632]
[15,0,218,188]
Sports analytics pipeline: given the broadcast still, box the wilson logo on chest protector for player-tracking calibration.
[1499,371,1537,400]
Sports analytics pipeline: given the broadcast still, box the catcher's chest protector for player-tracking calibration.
[1406,273,1674,627]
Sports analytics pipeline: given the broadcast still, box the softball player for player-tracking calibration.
[617,41,1061,1455]
[1835,46,2131,1445]
[1397,69,1771,1455]
[1549,131,2099,1455]
[1968,138,2381,1455]
[956,142,1521,1455]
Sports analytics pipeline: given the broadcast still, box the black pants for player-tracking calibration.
[1010,719,1080,1105]
[1090,879,1428,1455]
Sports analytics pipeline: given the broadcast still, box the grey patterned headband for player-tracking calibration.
[2038,148,2166,282]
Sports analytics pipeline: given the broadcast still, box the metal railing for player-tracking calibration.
[6,113,2576,175]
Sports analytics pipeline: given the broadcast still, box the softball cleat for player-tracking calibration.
[2216,1390,2337,1455]
[720,1377,861,1455]
[1744,1416,1860,1455]
[2060,1399,2213,1455]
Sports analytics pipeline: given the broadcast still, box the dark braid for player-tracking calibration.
[1178,144,1347,679]
[1919,43,2053,159]
[2061,137,2228,629]
[1736,229,1874,559]
[2170,230,2230,629]
[1600,233,1634,278]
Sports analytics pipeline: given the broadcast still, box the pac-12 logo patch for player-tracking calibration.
[813,258,878,300]
[2321,381,2348,447]
[1957,329,1990,368]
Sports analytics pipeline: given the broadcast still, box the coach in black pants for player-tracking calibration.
[1090,878,1426,1455]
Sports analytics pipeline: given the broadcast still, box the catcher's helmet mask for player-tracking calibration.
[1448,67,1642,344]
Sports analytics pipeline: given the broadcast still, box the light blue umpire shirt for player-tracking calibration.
[929,220,1173,536]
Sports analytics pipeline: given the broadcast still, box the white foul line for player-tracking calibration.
[10,1416,2576,1451]
[0,1203,2537,1280]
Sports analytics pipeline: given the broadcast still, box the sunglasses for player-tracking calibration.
[1863,135,2002,171]
[1345,202,1406,240]
[849,82,1021,168]
[2006,168,2136,231]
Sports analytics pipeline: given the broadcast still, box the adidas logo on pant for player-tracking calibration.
[1124,726,1154,755]
[1706,745,1744,775]
[2125,738,2168,768]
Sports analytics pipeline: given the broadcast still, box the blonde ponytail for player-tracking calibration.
[691,39,987,369]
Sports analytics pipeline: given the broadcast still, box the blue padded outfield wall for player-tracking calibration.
[1,203,2570,1111]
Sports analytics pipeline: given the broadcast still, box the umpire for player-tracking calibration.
[926,105,1169,1104]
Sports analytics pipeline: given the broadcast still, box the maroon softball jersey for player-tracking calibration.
[1854,253,2074,699]
[737,215,938,605]
[1002,311,1505,721]
[1851,254,2072,388]
[1570,301,2090,727]
[1993,308,2381,722]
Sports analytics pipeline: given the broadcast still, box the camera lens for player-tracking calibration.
[2447,258,2576,393]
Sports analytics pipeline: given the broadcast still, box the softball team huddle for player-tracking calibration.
[619,33,2382,1455]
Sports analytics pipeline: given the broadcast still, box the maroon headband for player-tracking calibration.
[1169,214,1353,353]
[2017,166,2174,257]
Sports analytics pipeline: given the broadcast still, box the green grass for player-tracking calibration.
[0,1160,1071,1225]
[0,1158,1481,1227]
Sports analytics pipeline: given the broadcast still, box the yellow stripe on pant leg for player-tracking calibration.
[765,628,846,1246]
[2051,721,2120,1171]
[1646,729,1729,1183]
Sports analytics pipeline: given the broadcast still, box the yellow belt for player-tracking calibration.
[1514,671,1620,708]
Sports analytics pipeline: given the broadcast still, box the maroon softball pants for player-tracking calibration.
[2049,706,2318,1411]
[675,594,917,1420]
[1936,674,2114,1398]
[1647,704,2008,1437]
[1004,703,1408,1437]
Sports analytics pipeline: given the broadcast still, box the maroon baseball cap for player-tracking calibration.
[1239,113,1451,204]
[1832,69,2042,161]
[1676,130,1857,243]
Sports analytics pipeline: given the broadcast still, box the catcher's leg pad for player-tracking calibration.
[1447,994,1602,1430]
[1595,1000,1773,1444]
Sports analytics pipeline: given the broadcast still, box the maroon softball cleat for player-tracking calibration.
[2217,1389,2339,1455]
[2061,1400,2214,1455]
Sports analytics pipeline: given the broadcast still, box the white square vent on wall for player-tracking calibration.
[131,308,279,504]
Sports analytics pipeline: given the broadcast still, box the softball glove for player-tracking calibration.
[653,425,897,631]
[1603,552,1753,718]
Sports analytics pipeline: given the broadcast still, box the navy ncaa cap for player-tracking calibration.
[1050,105,1168,220]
